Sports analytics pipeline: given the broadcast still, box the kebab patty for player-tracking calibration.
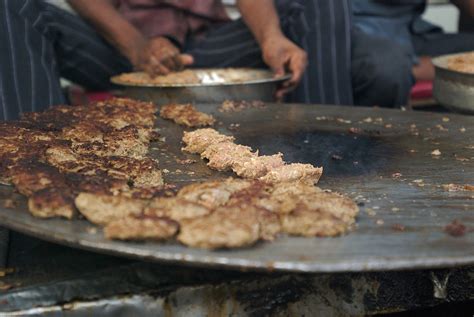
[160,103,215,127]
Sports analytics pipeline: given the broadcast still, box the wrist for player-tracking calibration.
[117,32,149,66]
[260,30,285,49]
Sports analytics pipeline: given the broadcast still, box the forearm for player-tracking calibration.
[236,0,284,46]
[67,0,146,62]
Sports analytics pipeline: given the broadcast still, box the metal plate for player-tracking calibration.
[111,68,291,104]
[433,53,474,114]
[110,68,291,87]
[0,104,473,273]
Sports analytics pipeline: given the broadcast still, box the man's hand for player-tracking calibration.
[237,0,307,100]
[131,37,194,76]
[68,1,193,77]
[261,35,307,100]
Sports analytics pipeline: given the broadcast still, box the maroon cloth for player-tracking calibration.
[114,0,231,45]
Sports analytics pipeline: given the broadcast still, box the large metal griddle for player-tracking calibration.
[0,104,473,273]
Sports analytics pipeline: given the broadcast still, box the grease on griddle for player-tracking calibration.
[2,199,16,209]
[444,220,467,237]
[391,224,406,232]
[176,158,197,165]
[431,149,442,156]
[228,123,241,131]
[349,127,362,134]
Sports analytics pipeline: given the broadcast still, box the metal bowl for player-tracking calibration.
[433,53,474,114]
[111,68,290,104]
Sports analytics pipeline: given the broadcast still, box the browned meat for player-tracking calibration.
[0,96,360,250]
[160,103,215,127]
[145,197,211,221]
[61,122,104,144]
[0,97,164,228]
[178,205,260,249]
[201,142,256,171]
[106,156,163,188]
[88,98,158,128]
[10,160,66,196]
[116,70,200,85]
[45,145,163,188]
[259,163,323,184]
[182,129,234,154]
[104,215,179,241]
[98,177,358,247]
[75,193,149,226]
[177,178,251,209]
[232,154,285,178]
[280,205,348,237]
[255,206,281,241]
[182,129,323,183]
[65,173,130,196]
[28,188,76,219]
[279,191,359,237]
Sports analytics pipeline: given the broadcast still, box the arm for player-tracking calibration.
[67,0,193,75]
[237,0,307,99]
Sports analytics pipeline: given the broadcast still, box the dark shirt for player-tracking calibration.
[352,0,442,63]
[114,0,230,46]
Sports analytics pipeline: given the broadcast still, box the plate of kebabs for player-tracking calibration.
[111,68,291,87]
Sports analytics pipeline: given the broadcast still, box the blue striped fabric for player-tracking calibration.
[0,0,354,120]
[188,0,354,105]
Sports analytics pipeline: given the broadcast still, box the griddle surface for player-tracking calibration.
[0,104,472,273]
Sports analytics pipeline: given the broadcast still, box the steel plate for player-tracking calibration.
[110,69,291,87]
[433,53,474,114]
[111,68,291,104]
[0,104,473,273]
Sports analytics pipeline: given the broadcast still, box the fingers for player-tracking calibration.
[272,63,285,78]
[149,55,171,75]
[162,54,180,71]
[146,54,194,76]
[275,85,294,100]
[288,52,307,85]
[179,54,194,66]
[139,37,197,76]
[275,53,305,100]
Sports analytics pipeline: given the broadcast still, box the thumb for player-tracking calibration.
[179,54,194,66]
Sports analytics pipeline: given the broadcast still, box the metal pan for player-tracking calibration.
[111,68,291,104]
[0,104,473,273]
[433,52,474,114]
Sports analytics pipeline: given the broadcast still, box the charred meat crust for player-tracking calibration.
[0,98,164,219]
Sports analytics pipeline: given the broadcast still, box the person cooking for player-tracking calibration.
[0,0,358,121]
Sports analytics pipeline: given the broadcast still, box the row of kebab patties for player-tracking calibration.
[0,99,358,249]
